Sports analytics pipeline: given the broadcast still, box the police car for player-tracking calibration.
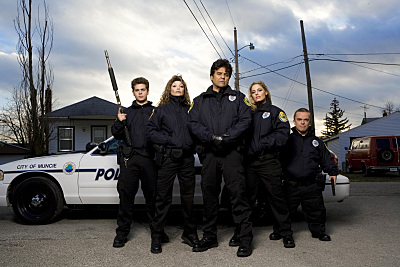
[0,137,349,224]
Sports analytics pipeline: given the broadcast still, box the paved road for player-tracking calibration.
[0,182,399,267]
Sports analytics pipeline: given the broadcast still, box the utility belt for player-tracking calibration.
[116,145,148,166]
[250,149,279,162]
[164,147,193,158]
[154,146,193,168]
[285,173,325,190]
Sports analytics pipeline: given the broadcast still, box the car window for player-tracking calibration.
[359,139,370,149]
[107,139,122,154]
[351,140,359,150]
[393,138,399,149]
[376,138,390,149]
[92,138,122,155]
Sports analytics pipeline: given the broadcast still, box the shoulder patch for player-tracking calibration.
[148,109,155,120]
[243,96,251,107]
[278,111,288,122]
[188,101,194,112]
[324,143,329,151]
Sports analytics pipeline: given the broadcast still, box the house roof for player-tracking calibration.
[0,141,30,155]
[361,117,380,125]
[46,96,123,119]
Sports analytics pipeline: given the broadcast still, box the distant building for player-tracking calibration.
[361,117,380,125]
[46,96,120,154]
[0,141,30,164]
[324,111,400,170]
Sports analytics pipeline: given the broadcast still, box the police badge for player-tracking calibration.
[312,140,319,147]
[229,95,236,101]
[262,112,270,119]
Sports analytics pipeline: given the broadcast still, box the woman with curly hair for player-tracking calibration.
[147,74,198,253]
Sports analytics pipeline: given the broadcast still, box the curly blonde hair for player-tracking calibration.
[158,74,191,106]
[248,81,272,111]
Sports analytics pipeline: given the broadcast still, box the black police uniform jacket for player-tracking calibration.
[147,96,194,151]
[247,99,290,157]
[188,85,251,144]
[283,127,339,181]
[111,101,154,157]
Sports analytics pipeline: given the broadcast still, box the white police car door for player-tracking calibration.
[77,138,120,204]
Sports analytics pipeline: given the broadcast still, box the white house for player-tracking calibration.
[324,111,400,170]
[46,96,120,154]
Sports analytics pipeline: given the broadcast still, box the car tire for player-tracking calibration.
[378,149,395,163]
[12,177,64,224]
[361,163,370,177]
[345,162,353,174]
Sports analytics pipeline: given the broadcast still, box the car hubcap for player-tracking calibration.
[30,194,45,208]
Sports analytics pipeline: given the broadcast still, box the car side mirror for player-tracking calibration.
[98,142,109,154]
[86,142,98,152]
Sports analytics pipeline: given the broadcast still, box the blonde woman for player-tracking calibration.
[246,81,294,248]
[147,74,198,253]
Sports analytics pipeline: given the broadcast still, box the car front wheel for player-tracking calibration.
[12,177,64,224]
[361,163,370,177]
[345,162,353,174]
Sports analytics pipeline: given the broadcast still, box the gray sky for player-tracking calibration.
[1,0,399,134]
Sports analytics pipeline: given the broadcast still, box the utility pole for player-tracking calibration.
[300,20,315,133]
[361,104,369,118]
[234,27,239,91]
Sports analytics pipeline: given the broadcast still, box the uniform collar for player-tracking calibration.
[131,100,152,108]
[291,126,315,138]
[255,98,272,112]
[170,95,186,106]
[204,85,235,96]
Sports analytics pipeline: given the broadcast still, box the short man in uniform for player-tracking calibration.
[111,77,162,247]
[283,108,338,241]
[188,59,253,257]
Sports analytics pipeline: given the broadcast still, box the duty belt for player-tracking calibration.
[286,179,316,187]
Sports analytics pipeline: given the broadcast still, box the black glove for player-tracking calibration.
[211,134,229,152]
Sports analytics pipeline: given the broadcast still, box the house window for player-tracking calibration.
[92,126,107,144]
[58,126,74,152]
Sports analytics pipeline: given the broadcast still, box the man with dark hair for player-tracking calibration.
[283,108,338,242]
[188,59,253,257]
[111,77,165,248]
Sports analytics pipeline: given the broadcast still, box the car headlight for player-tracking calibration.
[0,170,4,181]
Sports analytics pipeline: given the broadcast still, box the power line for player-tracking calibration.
[240,84,363,117]
[309,58,400,66]
[241,55,303,75]
[323,55,400,78]
[240,55,385,110]
[200,0,234,56]
[192,0,227,58]
[225,0,235,28]
[282,60,303,109]
[311,53,400,56]
[241,61,304,79]
[182,0,221,58]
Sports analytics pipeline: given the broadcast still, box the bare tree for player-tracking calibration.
[382,101,396,115]
[0,0,54,155]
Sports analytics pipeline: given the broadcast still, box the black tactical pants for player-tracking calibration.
[151,154,197,237]
[116,154,157,237]
[246,156,292,237]
[285,181,326,234]
[201,150,252,241]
